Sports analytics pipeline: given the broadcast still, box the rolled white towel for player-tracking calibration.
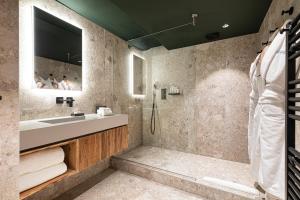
[19,162,67,192]
[19,147,65,176]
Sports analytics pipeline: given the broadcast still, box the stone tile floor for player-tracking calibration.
[74,171,206,200]
[57,146,259,200]
[116,146,256,194]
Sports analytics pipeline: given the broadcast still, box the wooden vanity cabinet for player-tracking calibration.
[78,125,128,170]
[20,125,128,199]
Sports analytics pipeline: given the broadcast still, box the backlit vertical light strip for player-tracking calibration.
[21,5,35,90]
[129,52,146,99]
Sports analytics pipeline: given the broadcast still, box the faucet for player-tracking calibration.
[56,97,75,107]
[65,97,75,107]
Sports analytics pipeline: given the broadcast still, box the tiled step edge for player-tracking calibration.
[111,157,259,200]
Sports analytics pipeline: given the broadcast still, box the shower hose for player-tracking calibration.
[150,92,156,135]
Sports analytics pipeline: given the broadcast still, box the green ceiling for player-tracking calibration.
[57,0,272,50]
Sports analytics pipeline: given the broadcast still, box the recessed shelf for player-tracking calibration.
[20,139,79,200]
[20,169,77,200]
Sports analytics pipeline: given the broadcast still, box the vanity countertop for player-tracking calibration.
[20,114,128,151]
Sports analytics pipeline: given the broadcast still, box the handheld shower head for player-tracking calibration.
[153,81,160,90]
[151,81,160,135]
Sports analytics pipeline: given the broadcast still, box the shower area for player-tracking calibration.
[112,35,259,200]
[109,1,300,200]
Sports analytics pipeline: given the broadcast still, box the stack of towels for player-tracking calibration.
[97,107,113,116]
[19,147,67,192]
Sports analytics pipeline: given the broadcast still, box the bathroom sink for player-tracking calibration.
[39,116,86,124]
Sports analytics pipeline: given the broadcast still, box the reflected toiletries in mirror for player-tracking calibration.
[133,54,146,96]
[34,7,82,91]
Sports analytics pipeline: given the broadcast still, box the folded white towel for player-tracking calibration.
[19,162,67,192]
[97,107,113,116]
[19,147,65,176]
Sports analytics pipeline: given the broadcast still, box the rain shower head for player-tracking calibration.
[192,14,198,26]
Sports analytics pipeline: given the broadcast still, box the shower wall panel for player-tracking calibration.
[143,34,257,163]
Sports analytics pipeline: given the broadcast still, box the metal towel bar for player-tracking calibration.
[286,12,300,200]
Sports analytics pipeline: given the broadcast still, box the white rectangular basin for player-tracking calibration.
[39,116,86,124]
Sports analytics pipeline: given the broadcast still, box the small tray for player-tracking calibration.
[168,93,181,95]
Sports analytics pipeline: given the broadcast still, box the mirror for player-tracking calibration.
[34,7,82,91]
[132,54,146,96]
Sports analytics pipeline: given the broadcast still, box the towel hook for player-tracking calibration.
[262,41,269,46]
[257,50,262,55]
[269,27,278,34]
[280,22,293,34]
[280,28,289,34]
[282,6,294,16]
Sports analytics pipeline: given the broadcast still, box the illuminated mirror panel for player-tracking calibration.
[34,7,82,91]
[131,54,146,97]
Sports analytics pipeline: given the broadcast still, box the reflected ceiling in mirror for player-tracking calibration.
[34,7,82,91]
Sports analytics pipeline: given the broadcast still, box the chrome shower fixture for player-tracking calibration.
[150,81,160,135]
[192,14,198,26]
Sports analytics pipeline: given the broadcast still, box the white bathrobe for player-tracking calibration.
[258,30,286,199]
[248,54,262,180]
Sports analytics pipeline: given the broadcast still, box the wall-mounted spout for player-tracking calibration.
[66,97,75,107]
[56,97,75,107]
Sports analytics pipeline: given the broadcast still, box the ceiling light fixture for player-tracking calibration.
[222,24,230,29]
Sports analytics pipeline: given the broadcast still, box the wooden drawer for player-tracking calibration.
[79,125,128,170]
[101,126,128,159]
[78,133,101,171]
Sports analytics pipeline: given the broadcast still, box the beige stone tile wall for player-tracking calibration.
[143,34,258,163]
[0,0,19,199]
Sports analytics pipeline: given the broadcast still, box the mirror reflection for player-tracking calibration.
[34,7,82,91]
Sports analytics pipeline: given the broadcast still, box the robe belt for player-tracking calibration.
[257,99,285,105]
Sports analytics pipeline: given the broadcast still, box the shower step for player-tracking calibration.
[111,156,259,200]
